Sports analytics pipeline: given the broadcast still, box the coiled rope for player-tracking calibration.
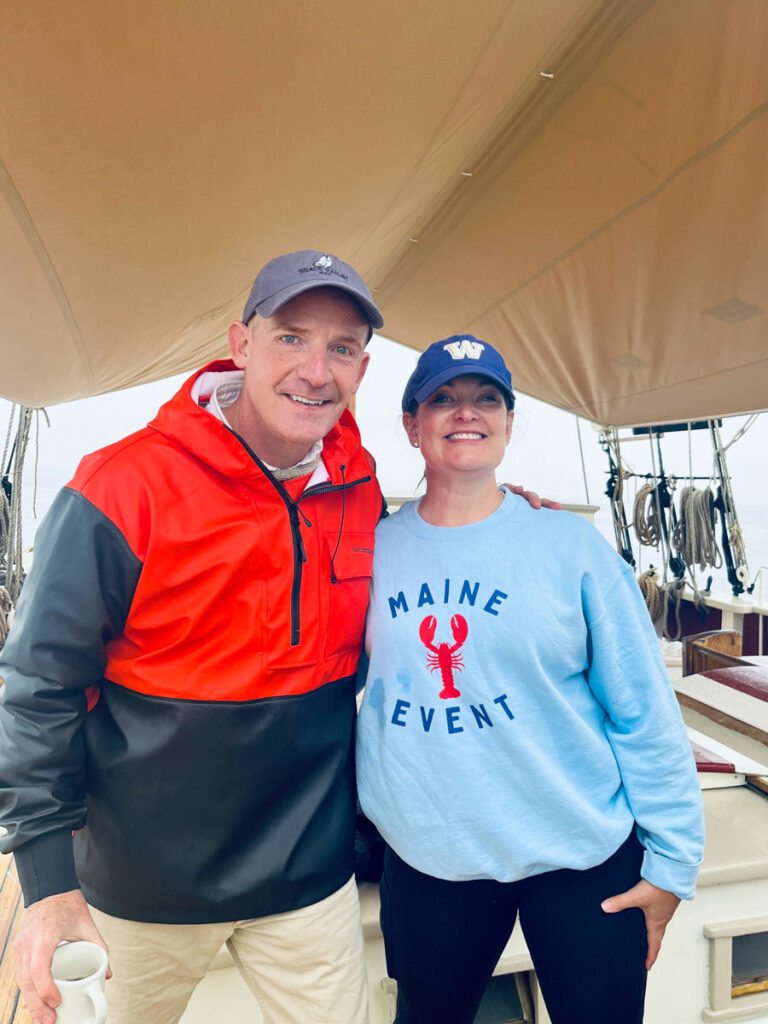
[633,484,662,548]
[634,566,688,637]
[672,486,721,571]
[637,567,664,623]
[632,478,715,634]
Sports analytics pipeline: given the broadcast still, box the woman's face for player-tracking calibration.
[403,374,514,478]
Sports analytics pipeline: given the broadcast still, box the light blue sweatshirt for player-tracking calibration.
[356,490,704,899]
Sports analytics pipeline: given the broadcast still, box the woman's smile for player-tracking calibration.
[404,374,514,479]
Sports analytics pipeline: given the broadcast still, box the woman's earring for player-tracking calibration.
[412,439,419,448]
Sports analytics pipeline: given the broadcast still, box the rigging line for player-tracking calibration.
[8,410,31,604]
[622,471,711,481]
[2,405,18,472]
[631,473,643,574]
[31,409,50,520]
[613,427,623,538]
[719,413,760,453]
[1,407,32,624]
[575,417,590,504]
[604,429,623,557]
[647,430,669,583]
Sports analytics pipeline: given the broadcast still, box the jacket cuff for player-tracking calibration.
[14,830,79,905]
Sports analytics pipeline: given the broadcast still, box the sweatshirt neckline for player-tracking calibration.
[399,487,520,539]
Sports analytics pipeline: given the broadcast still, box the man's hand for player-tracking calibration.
[14,889,110,1024]
[601,879,681,969]
[506,484,562,510]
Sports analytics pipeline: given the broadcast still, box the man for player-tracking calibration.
[0,249,547,1024]
[0,250,384,1024]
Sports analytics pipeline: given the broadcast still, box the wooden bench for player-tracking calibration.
[0,852,32,1024]
[683,629,743,677]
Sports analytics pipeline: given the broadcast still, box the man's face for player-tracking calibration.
[227,287,370,467]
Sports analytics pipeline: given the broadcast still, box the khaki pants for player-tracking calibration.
[90,875,368,1024]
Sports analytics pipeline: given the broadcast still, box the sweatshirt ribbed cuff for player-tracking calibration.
[641,847,699,901]
[14,830,79,905]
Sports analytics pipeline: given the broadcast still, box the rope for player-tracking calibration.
[575,417,590,504]
[0,477,9,559]
[0,448,11,642]
[8,408,31,603]
[672,486,722,571]
[0,585,12,647]
[1,405,16,470]
[662,578,687,641]
[669,422,720,609]
[637,567,664,622]
[636,567,689,637]
[32,408,51,517]
[633,484,662,547]
[719,413,759,452]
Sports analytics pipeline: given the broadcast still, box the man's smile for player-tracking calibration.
[287,394,330,406]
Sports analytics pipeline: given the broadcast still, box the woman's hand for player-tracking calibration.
[601,879,681,969]
[505,484,562,510]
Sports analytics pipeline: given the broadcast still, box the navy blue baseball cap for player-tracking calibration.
[402,335,514,412]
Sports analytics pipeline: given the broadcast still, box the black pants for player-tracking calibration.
[380,833,648,1024]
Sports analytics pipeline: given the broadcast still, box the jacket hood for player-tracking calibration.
[147,360,366,484]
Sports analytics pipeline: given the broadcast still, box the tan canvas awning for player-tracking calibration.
[1,0,766,425]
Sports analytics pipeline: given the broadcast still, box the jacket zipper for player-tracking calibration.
[297,475,371,501]
[228,427,370,647]
[226,431,306,646]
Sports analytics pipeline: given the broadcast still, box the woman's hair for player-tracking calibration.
[404,376,515,417]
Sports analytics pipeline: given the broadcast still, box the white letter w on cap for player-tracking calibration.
[443,339,485,360]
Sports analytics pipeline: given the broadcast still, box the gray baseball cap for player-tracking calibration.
[242,249,384,330]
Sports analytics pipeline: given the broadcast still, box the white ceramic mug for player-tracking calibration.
[50,941,108,1024]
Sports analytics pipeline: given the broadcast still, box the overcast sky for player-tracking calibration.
[2,334,766,583]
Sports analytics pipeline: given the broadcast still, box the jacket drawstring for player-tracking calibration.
[329,465,346,583]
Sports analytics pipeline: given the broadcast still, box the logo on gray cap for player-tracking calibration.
[242,249,383,329]
[297,254,349,282]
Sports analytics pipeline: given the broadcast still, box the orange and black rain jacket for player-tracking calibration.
[0,362,383,923]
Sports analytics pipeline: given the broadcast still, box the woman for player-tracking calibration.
[356,335,704,1024]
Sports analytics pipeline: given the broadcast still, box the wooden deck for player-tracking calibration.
[0,853,32,1024]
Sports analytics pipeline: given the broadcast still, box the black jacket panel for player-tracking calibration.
[77,676,357,922]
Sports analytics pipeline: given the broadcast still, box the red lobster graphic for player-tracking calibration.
[418,614,468,699]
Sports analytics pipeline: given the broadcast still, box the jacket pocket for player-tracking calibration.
[324,531,374,656]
